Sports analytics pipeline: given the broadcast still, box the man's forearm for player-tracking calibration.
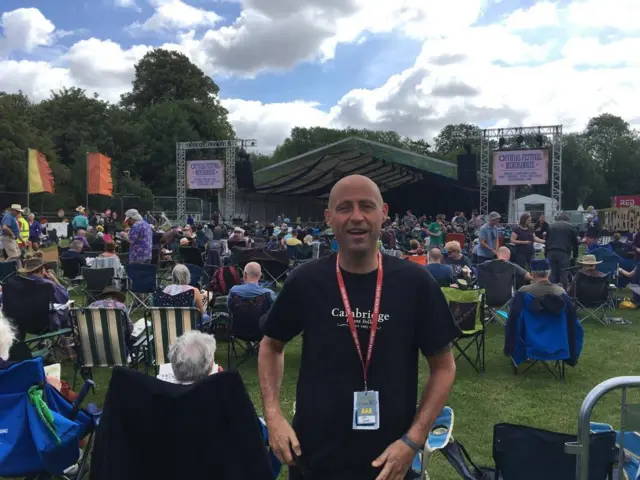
[406,352,456,444]
[258,337,286,422]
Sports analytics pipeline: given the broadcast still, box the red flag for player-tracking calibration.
[87,153,113,196]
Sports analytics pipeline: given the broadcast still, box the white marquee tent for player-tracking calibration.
[509,193,559,224]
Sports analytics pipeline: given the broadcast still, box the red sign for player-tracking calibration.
[612,195,640,207]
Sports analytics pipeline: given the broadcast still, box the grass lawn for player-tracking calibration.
[60,303,640,479]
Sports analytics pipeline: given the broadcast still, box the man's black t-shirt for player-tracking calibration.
[263,254,460,477]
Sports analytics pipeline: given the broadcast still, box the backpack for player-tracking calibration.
[209,266,242,295]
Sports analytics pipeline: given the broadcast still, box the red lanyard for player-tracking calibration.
[335,252,383,391]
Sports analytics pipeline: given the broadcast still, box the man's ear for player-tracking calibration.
[324,209,331,227]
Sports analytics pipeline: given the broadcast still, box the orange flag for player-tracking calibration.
[87,153,113,196]
[28,149,55,194]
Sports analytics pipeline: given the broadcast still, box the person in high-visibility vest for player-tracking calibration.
[17,212,30,249]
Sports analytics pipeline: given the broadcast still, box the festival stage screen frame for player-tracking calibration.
[186,160,224,190]
[492,149,549,186]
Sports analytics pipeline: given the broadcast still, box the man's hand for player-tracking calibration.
[372,439,416,480]
[266,415,301,466]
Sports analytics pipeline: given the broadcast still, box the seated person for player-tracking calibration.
[266,235,280,251]
[60,240,87,275]
[426,248,456,287]
[228,262,276,305]
[444,240,472,278]
[73,229,91,250]
[285,233,302,247]
[162,264,208,321]
[608,232,628,255]
[18,255,70,328]
[407,239,424,256]
[519,259,566,297]
[164,330,222,384]
[99,240,120,260]
[89,286,133,352]
[483,246,533,284]
[568,254,605,293]
[228,227,246,243]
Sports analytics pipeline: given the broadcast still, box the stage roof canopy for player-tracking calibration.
[253,136,457,199]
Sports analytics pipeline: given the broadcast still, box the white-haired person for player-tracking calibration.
[0,310,17,368]
[162,331,222,384]
[124,209,153,264]
[161,264,209,324]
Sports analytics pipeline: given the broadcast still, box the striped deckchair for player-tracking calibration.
[145,307,201,372]
[72,307,129,388]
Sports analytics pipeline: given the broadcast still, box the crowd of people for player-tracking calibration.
[1,182,640,479]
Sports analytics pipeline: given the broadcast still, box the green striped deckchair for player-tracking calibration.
[145,307,200,370]
[73,307,129,388]
[441,287,486,373]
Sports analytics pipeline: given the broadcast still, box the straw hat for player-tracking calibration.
[75,206,86,213]
[10,204,24,213]
[578,254,602,266]
[98,286,126,303]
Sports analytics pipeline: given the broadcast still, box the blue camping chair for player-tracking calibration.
[0,358,97,478]
[505,291,584,380]
[125,263,157,316]
[592,247,620,285]
[184,263,203,288]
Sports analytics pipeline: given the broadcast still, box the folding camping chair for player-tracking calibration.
[446,233,466,250]
[477,260,515,326]
[493,423,616,480]
[407,255,427,266]
[81,267,115,305]
[0,358,97,480]
[0,259,17,285]
[506,292,584,380]
[572,272,614,325]
[144,306,200,374]
[592,247,620,286]
[2,275,72,359]
[441,287,485,373]
[227,292,271,369]
[125,263,157,317]
[72,307,130,388]
[184,263,204,289]
[179,246,204,267]
[89,367,276,480]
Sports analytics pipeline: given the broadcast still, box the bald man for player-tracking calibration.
[259,175,459,480]
[227,261,276,304]
[481,246,533,284]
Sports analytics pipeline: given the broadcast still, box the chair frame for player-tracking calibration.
[227,292,270,370]
[443,288,486,374]
[81,266,116,305]
[572,272,613,326]
[513,357,566,380]
[144,306,200,374]
[125,263,158,317]
[71,307,131,389]
[478,262,516,327]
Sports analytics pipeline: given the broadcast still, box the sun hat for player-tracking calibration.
[98,286,126,303]
[75,206,85,213]
[578,254,602,266]
[18,257,46,274]
[10,204,24,213]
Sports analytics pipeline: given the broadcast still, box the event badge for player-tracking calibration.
[353,390,380,430]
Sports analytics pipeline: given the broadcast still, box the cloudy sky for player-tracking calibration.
[1,0,639,153]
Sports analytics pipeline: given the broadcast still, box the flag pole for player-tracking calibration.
[26,149,30,209]
[86,152,89,212]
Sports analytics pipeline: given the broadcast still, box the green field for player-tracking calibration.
[61,304,640,479]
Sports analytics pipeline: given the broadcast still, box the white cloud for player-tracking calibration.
[565,0,640,33]
[502,1,560,30]
[223,99,331,152]
[0,8,55,55]
[65,38,151,91]
[1,1,640,156]
[114,0,141,11]
[131,0,222,32]
[0,60,72,100]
